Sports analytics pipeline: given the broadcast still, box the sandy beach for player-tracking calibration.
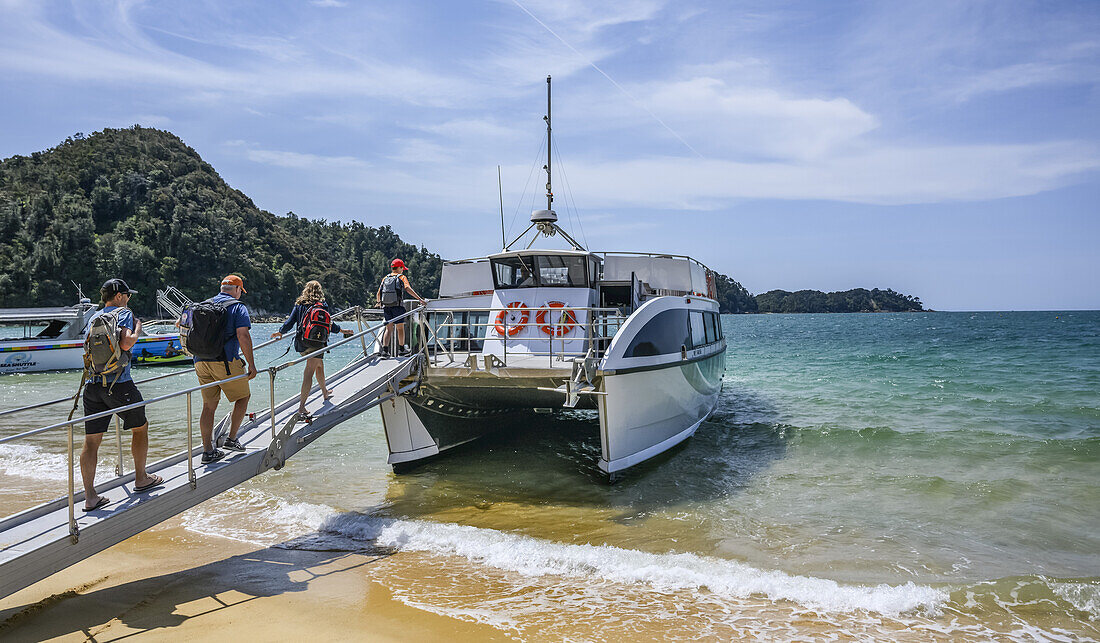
[0,526,506,642]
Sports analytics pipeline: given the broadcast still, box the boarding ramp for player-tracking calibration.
[0,306,423,599]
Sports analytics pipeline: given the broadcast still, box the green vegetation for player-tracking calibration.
[0,127,441,316]
[713,273,758,313]
[0,127,923,316]
[754,288,924,313]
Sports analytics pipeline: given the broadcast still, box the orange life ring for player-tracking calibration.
[493,302,529,336]
[536,301,577,337]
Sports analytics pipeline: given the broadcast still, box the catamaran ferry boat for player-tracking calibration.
[0,299,189,374]
[382,77,726,477]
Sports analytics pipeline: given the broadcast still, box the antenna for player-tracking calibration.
[498,165,506,250]
[544,75,552,211]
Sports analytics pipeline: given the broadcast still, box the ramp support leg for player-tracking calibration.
[113,416,124,477]
[67,422,78,544]
[186,392,196,489]
[269,368,277,439]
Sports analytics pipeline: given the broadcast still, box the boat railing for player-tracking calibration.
[0,305,424,545]
[0,305,368,421]
[417,306,625,367]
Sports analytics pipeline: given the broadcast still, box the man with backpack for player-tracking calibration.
[79,278,163,512]
[182,274,257,464]
[376,258,426,357]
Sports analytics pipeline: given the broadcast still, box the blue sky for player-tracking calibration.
[1,0,1098,310]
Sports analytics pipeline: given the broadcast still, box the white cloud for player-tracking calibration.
[310,0,347,7]
[640,77,879,160]
[243,148,368,171]
[0,1,475,107]
[549,142,1100,208]
[233,139,1099,210]
[386,139,454,164]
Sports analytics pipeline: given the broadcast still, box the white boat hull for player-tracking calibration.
[0,336,188,374]
[596,352,724,474]
[0,343,85,374]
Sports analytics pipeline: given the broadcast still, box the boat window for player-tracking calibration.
[35,319,69,339]
[689,311,705,348]
[535,255,587,287]
[716,313,724,340]
[625,309,690,357]
[491,256,537,289]
[703,312,716,345]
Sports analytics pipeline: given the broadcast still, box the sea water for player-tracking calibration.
[1,312,1097,639]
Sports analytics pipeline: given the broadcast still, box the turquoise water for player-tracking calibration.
[1,312,1098,638]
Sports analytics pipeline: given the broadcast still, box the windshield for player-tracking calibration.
[492,255,537,289]
[536,255,587,287]
[491,255,588,288]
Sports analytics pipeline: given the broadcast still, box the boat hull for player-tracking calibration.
[0,335,190,374]
[597,351,724,474]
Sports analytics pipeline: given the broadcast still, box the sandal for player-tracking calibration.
[134,474,164,493]
[83,496,111,512]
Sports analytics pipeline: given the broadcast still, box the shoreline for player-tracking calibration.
[0,526,507,642]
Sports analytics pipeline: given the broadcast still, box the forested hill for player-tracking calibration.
[0,126,442,315]
[755,288,924,313]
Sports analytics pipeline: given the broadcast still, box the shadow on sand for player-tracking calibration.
[0,544,395,642]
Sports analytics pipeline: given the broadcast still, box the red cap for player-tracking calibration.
[221,274,247,293]
[391,259,406,270]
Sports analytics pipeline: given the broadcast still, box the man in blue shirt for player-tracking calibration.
[193,274,258,463]
[80,278,163,512]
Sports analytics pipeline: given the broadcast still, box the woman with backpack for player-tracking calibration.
[270,280,353,418]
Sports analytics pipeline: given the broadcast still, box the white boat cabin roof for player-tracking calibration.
[0,306,89,324]
[439,250,714,299]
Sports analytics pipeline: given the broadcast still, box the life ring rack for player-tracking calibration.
[536,301,577,337]
[493,302,529,336]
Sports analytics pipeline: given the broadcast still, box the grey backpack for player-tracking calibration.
[84,310,129,388]
[380,275,404,306]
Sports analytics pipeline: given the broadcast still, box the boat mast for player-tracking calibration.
[504,74,584,252]
[544,75,553,212]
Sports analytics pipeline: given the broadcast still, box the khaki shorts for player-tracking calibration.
[195,358,251,405]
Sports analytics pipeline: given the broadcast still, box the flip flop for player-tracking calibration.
[82,497,110,512]
[134,474,164,493]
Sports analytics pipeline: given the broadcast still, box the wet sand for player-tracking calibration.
[0,527,508,642]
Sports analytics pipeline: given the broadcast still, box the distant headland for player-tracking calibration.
[0,127,924,315]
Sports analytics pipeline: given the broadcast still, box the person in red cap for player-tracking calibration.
[376,258,426,357]
[185,274,258,464]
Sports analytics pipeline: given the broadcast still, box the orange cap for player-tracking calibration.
[221,274,247,293]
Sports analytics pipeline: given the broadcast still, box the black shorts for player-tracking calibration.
[383,305,407,322]
[83,380,147,435]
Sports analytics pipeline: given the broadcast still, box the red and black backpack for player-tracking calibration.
[300,303,332,349]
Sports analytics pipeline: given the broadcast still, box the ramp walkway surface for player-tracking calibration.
[0,351,422,599]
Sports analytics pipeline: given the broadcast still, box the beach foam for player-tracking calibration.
[312,512,947,617]
[0,442,112,481]
[179,486,335,545]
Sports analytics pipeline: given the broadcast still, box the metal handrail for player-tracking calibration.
[0,306,390,441]
[1,304,420,545]
[420,306,625,365]
[0,306,362,420]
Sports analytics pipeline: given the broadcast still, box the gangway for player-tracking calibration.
[0,307,424,599]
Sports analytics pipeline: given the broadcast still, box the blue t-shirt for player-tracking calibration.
[88,306,135,382]
[195,293,252,362]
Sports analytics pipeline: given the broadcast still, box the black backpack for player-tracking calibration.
[380,275,404,306]
[181,299,230,360]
